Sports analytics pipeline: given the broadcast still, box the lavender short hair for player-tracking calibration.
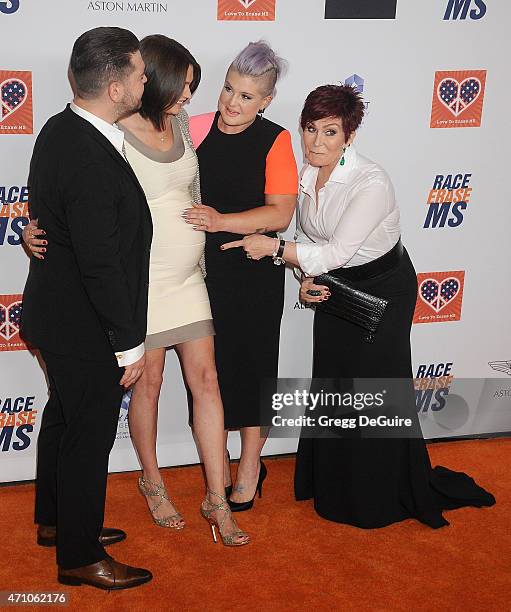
[229,40,287,96]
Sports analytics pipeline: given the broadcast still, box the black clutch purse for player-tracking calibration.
[313,273,389,343]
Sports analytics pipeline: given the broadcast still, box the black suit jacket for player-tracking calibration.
[21,105,152,361]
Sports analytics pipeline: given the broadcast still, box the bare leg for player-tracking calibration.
[176,336,248,543]
[230,426,269,504]
[128,347,184,528]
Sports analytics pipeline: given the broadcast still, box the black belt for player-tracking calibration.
[328,238,404,282]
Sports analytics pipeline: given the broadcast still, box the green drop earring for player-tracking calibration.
[340,146,347,166]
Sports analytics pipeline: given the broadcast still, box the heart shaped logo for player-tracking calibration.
[437,77,481,117]
[419,277,460,313]
[0,78,28,122]
[0,300,23,341]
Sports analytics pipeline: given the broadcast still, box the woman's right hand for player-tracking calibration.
[23,219,47,260]
[300,277,330,304]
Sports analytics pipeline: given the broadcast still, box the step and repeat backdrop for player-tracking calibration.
[1,1,510,482]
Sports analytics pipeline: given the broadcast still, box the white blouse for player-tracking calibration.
[295,146,400,277]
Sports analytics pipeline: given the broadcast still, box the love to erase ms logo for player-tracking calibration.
[413,272,465,324]
[0,294,26,351]
[217,0,275,21]
[430,70,486,129]
[0,70,33,134]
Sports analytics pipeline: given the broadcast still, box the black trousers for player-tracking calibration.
[35,351,124,569]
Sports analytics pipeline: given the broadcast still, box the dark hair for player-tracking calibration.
[139,35,201,131]
[300,84,365,141]
[70,27,139,99]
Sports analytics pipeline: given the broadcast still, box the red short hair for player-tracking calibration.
[300,84,365,142]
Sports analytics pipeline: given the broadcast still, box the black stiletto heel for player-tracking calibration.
[228,461,267,513]
[225,450,232,498]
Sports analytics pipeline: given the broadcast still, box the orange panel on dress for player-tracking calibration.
[265,130,298,195]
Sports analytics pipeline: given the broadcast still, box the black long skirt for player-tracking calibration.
[294,248,495,528]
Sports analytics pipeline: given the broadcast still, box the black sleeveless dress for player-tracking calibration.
[197,113,294,429]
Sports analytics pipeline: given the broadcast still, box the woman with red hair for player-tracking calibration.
[230,84,495,528]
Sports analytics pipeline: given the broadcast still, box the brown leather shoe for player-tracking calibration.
[37,525,126,547]
[58,557,152,590]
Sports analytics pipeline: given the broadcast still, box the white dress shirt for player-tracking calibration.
[70,102,144,367]
[295,146,400,277]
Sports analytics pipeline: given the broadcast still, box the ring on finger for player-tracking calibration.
[246,253,252,259]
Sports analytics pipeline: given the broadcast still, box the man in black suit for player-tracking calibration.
[21,27,153,590]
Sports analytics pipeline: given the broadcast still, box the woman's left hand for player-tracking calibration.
[182,203,223,233]
[221,234,276,260]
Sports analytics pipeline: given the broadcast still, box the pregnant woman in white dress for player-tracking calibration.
[24,35,249,546]
[120,36,249,546]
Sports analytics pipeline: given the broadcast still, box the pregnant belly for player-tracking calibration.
[149,193,205,250]
[149,240,204,286]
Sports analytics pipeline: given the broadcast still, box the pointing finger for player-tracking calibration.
[220,240,244,251]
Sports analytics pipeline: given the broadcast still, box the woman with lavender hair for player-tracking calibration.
[185,41,298,511]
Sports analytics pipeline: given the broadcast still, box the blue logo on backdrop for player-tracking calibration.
[344,74,370,112]
[120,390,132,413]
[423,173,472,229]
[443,0,486,20]
[0,396,38,452]
[0,1,19,14]
[116,390,132,440]
[0,185,29,246]
[414,363,454,412]
[344,74,364,93]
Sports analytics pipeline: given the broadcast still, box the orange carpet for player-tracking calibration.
[1,438,510,611]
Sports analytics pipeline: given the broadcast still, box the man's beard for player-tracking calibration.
[116,92,142,121]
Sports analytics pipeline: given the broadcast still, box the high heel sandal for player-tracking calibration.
[225,450,232,498]
[138,476,185,529]
[200,489,250,546]
[228,460,267,513]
